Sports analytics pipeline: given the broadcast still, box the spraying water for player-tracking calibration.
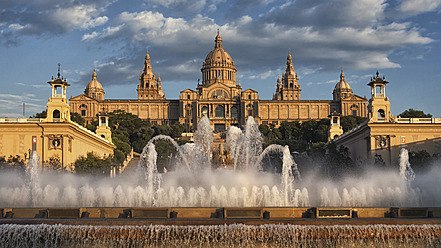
[2,223,441,247]
[399,148,416,182]
[0,117,435,208]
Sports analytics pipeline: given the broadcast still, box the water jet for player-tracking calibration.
[1,116,441,246]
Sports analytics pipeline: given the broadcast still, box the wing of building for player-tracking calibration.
[328,71,441,166]
[71,31,367,131]
[0,67,115,168]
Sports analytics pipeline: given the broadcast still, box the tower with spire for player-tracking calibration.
[273,50,301,100]
[44,64,71,122]
[137,50,165,100]
[367,71,391,122]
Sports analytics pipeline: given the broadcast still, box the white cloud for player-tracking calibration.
[92,11,218,47]
[82,31,98,41]
[8,23,27,31]
[0,1,112,45]
[249,69,281,79]
[264,0,387,29]
[70,0,435,85]
[15,82,46,88]
[51,5,108,31]
[398,0,441,16]
[150,0,206,9]
[168,59,200,74]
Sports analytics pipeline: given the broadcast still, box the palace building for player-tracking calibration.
[70,31,367,131]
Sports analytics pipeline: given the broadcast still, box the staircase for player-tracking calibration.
[119,157,140,176]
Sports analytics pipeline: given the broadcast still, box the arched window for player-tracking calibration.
[215,105,225,118]
[53,110,60,119]
[202,106,209,117]
[378,109,385,118]
[231,106,238,118]
[211,89,227,99]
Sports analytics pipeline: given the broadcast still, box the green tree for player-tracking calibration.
[74,152,114,175]
[30,110,47,118]
[259,124,270,136]
[301,119,329,143]
[399,108,432,118]
[279,121,302,140]
[85,119,98,132]
[71,112,85,126]
[409,150,433,172]
[0,155,25,170]
[104,110,186,165]
[325,142,356,178]
[340,115,367,132]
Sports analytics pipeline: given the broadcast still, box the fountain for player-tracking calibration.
[1,116,441,245]
[0,116,437,207]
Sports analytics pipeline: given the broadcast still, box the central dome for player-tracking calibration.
[201,31,237,86]
[203,33,235,68]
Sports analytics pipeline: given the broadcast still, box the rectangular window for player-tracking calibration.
[214,124,226,132]
[352,110,357,116]
[81,110,86,116]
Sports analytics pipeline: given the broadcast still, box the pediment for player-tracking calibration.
[70,94,95,101]
[342,94,367,101]
[180,89,196,94]
[242,88,258,93]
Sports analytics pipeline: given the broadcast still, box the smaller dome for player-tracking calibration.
[86,69,104,91]
[334,69,352,91]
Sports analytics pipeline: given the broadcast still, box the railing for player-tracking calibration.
[70,121,113,145]
[374,93,385,97]
[0,118,43,123]
[331,121,368,142]
[396,118,441,124]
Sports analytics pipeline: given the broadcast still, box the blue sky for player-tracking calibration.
[1,0,440,118]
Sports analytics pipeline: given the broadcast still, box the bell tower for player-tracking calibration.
[96,111,112,143]
[44,64,71,122]
[328,111,344,141]
[367,71,391,123]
